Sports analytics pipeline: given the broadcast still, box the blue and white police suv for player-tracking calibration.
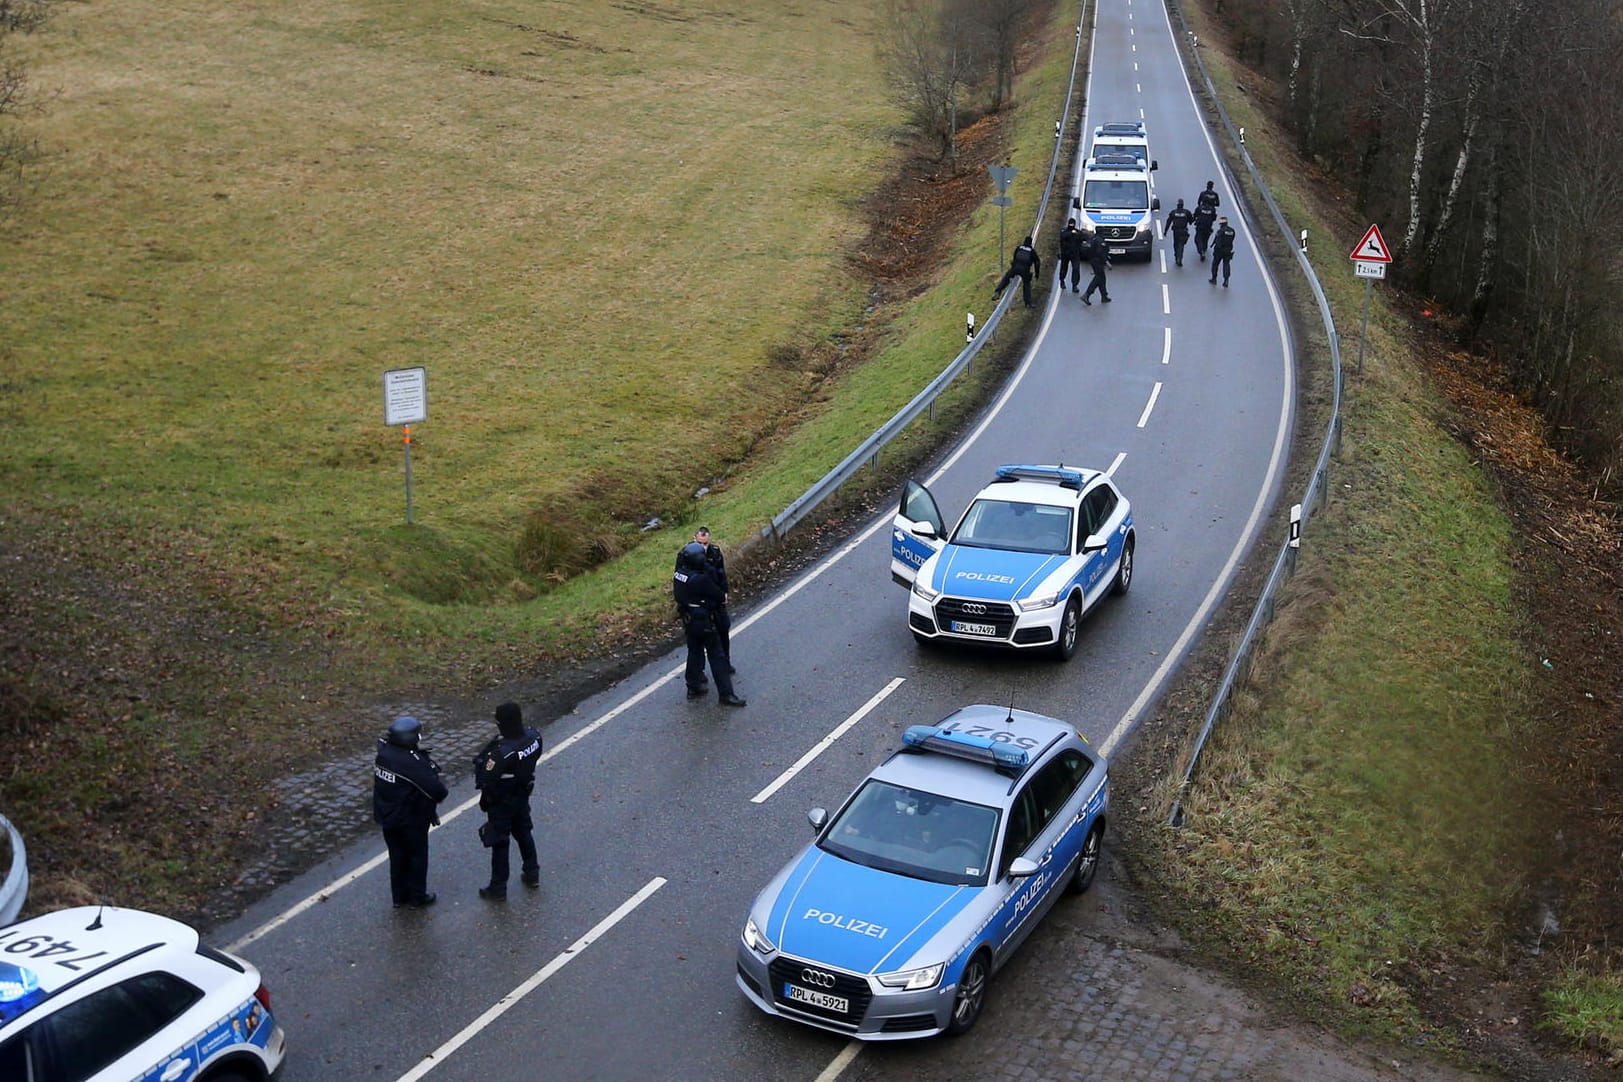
[0,905,286,1081]
[737,706,1108,1039]
[891,464,1135,661]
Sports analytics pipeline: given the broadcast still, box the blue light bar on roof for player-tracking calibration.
[994,464,1087,489]
[1095,121,1145,135]
[902,724,1030,771]
[0,961,44,1022]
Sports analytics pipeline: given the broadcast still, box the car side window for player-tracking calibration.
[0,1033,30,1080]
[1079,487,1117,545]
[999,787,1042,876]
[39,972,203,1082]
[1031,751,1093,825]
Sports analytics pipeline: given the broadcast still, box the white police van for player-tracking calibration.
[890,464,1134,661]
[1077,151,1160,261]
[0,906,286,1081]
[1089,120,1157,172]
[736,705,1109,1039]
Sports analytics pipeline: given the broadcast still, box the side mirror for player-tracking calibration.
[1150,159,1159,171]
[1007,857,1040,879]
[1151,196,1161,211]
[808,808,828,832]
[1071,196,1081,210]
[912,521,938,540]
[1082,532,1107,553]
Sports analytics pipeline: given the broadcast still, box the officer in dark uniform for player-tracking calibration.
[694,527,734,673]
[673,542,745,706]
[992,235,1042,308]
[372,716,448,909]
[1164,198,1194,267]
[475,702,542,900]
[1196,180,1220,213]
[1209,216,1238,287]
[1056,219,1086,294]
[1080,234,1112,306]
[1192,201,1218,262]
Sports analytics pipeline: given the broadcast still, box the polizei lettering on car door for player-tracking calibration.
[803,909,889,939]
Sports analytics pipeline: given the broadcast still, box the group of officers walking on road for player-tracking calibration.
[371,700,542,908]
[1161,180,1237,285]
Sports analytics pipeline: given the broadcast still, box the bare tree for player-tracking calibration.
[0,0,53,215]
[878,0,982,168]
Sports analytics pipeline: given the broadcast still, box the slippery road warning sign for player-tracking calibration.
[1350,223,1392,263]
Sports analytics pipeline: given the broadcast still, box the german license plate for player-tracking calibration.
[784,983,849,1013]
[950,620,997,636]
[1109,247,1127,255]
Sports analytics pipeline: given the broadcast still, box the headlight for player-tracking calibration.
[912,580,940,602]
[1016,590,1062,612]
[741,917,775,955]
[875,962,945,991]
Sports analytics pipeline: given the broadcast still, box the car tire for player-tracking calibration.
[1110,535,1135,597]
[1050,596,1081,661]
[946,949,992,1036]
[1068,824,1105,894]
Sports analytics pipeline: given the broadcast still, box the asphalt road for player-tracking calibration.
[214,1,1295,1078]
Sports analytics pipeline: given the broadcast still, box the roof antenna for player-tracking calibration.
[86,906,104,931]
[1006,689,1017,725]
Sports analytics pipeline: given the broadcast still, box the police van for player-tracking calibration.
[1089,120,1157,171]
[0,905,286,1081]
[1077,152,1159,262]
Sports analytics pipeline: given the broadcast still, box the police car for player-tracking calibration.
[890,464,1134,660]
[736,706,1108,1039]
[0,906,286,1081]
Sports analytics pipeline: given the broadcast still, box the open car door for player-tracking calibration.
[890,479,947,588]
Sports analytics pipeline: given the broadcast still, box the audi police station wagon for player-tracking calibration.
[891,464,1135,660]
[736,706,1108,1039]
[0,906,286,1082]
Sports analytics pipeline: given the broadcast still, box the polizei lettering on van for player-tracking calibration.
[802,909,889,939]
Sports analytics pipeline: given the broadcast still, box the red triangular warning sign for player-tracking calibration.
[1350,223,1392,263]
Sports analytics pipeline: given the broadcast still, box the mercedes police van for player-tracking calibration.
[1090,120,1157,171]
[1077,152,1159,262]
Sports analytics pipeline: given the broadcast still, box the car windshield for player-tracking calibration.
[1095,142,1147,164]
[819,780,999,887]
[1083,179,1149,210]
[949,498,1072,555]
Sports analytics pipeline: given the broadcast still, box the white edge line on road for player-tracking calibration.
[392,876,667,1082]
[751,678,906,804]
[813,1042,863,1082]
[1162,327,1172,365]
[1136,382,1162,428]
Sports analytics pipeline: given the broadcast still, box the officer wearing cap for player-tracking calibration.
[373,716,448,908]
[673,542,745,706]
[475,702,542,900]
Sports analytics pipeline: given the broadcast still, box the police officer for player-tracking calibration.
[1164,198,1194,267]
[1209,216,1237,287]
[1196,179,1220,213]
[1080,233,1112,306]
[1192,200,1218,262]
[373,716,448,909]
[1056,219,1085,294]
[674,542,746,706]
[475,702,542,900]
[693,526,734,673]
[992,235,1041,308]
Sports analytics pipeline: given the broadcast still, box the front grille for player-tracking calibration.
[880,1013,940,1034]
[768,957,872,1025]
[934,597,1016,638]
[1097,225,1136,241]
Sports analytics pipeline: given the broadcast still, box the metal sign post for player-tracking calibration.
[1348,225,1392,376]
[988,163,1019,270]
[383,367,428,523]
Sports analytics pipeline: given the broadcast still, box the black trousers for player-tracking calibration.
[994,268,1034,305]
[484,801,538,890]
[1083,267,1109,301]
[1194,227,1213,257]
[685,620,735,698]
[1057,257,1079,290]
[1170,231,1189,264]
[1210,250,1233,283]
[382,825,431,904]
[713,604,732,661]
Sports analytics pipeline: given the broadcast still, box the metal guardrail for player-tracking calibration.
[1166,2,1344,826]
[766,1,1093,541]
[0,813,28,926]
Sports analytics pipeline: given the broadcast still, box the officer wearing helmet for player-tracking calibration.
[673,541,745,706]
[475,701,542,900]
[372,715,448,908]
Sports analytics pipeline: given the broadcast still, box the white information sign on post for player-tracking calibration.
[1354,260,1387,279]
[383,367,428,426]
[1348,225,1392,375]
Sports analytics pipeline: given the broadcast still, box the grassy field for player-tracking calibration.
[1128,0,1622,1060]
[1,0,1075,911]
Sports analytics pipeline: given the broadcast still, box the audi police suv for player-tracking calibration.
[891,464,1134,660]
[736,706,1109,1039]
[0,906,286,1081]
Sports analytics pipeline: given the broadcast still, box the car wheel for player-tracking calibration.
[1110,536,1135,597]
[1068,824,1104,894]
[1050,596,1081,661]
[946,950,992,1036]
